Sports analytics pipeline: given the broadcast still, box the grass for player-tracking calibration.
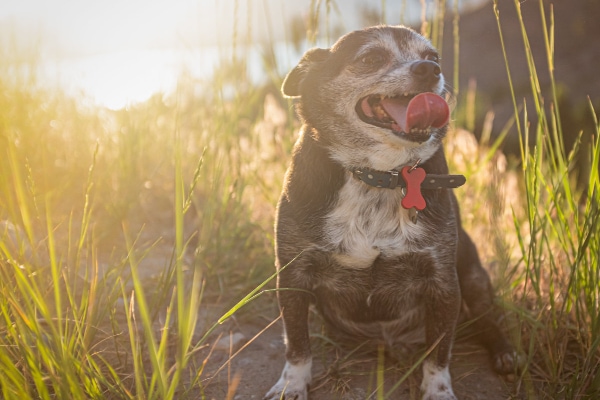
[0,0,599,398]
[492,1,600,397]
[0,53,281,398]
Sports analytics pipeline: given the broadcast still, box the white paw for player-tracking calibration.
[264,359,312,400]
[420,360,457,400]
[264,384,307,400]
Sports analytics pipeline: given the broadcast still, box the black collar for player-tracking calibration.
[351,167,466,190]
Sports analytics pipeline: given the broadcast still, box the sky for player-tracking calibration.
[0,0,486,108]
[1,0,337,56]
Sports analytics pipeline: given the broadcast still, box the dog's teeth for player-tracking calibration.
[409,127,431,135]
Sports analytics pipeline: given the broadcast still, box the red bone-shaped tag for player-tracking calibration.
[400,166,426,211]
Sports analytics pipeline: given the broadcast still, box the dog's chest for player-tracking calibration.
[324,178,426,269]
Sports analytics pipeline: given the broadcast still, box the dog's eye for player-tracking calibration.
[424,52,440,63]
[360,52,386,67]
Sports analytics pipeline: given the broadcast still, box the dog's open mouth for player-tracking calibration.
[356,92,450,141]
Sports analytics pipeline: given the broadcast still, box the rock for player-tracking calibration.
[215,332,246,352]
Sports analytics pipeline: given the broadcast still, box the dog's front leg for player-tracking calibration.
[265,288,312,400]
[420,279,461,400]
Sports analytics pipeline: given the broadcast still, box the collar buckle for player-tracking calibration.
[388,170,400,189]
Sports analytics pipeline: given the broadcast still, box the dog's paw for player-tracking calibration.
[420,361,457,400]
[492,350,525,375]
[264,385,307,400]
[421,383,457,400]
[422,393,457,400]
[264,360,311,400]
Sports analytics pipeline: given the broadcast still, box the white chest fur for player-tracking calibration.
[324,176,426,269]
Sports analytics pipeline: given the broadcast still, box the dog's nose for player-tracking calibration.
[410,60,441,82]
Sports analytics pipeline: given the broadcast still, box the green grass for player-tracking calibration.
[492,1,600,397]
[0,50,281,398]
[0,1,599,398]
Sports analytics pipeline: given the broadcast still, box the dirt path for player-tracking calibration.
[96,239,518,399]
[198,311,516,400]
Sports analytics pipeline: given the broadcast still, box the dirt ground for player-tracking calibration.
[195,303,518,400]
[100,240,521,399]
[81,224,522,400]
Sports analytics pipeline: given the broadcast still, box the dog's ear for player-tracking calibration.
[282,48,330,98]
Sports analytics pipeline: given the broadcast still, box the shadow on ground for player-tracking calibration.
[198,307,518,400]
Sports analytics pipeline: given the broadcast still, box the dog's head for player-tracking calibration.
[283,25,450,170]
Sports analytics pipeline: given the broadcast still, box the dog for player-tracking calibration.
[265,25,517,400]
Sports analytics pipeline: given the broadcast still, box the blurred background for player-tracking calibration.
[1,0,487,109]
[2,0,599,152]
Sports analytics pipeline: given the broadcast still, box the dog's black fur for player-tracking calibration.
[265,26,516,400]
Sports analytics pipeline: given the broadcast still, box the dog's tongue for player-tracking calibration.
[381,92,449,133]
